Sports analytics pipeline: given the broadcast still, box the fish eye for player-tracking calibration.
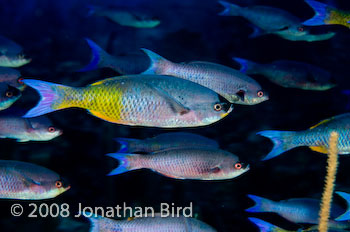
[234,162,242,170]
[5,91,13,98]
[17,77,24,84]
[55,180,63,188]
[48,126,56,133]
[298,26,304,32]
[214,103,222,111]
[257,91,264,98]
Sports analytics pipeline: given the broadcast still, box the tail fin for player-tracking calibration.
[114,138,141,153]
[246,195,275,213]
[140,48,170,75]
[257,130,298,161]
[78,38,115,72]
[218,1,241,16]
[335,191,350,221]
[232,57,257,73]
[248,217,287,232]
[106,153,140,176]
[22,79,68,118]
[303,0,330,26]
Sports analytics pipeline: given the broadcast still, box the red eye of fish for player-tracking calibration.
[17,77,24,84]
[48,126,55,133]
[257,91,264,98]
[298,27,304,32]
[5,91,13,98]
[234,163,242,170]
[214,103,222,111]
[55,181,63,188]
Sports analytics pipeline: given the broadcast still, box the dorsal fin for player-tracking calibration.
[309,118,333,129]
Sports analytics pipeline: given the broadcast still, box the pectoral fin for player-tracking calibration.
[309,145,328,154]
[9,169,41,187]
[147,84,190,115]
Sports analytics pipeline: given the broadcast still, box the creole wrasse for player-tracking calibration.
[218,1,335,42]
[141,49,268,105]
[0,83,22,111]
[22,75,233,128]
[233,57,336,91]
[258,113,350,160]
[83,214,217,232]
[0,35,31,67]
[107,147,249,180]
[303,0,350,29]
[0,160,70,200]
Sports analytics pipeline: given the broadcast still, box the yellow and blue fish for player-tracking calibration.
[23,75,233,128]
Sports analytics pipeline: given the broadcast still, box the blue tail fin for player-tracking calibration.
[246,195,274,213]
[248,217,286,232]
[140,48,169,75]
[106,153,139,176]
[257,130,298,161]
[335,191,350,221]
[78,38,114,72]
[232,57,256,73]
[303,0,329,26]
[218,1,241,16]
[114,138,140,153]
[22,79,67,118]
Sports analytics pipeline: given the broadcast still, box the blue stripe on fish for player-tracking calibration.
[114,138,140,153]
[232,57,251,73]
[303,0,329,26]
[106,153,137,176]
[335,191,350,221]
[248,217,282,232]
[22,79,63,118]
[78,38,101,72]
[257,130,298,161]
[246,194,273,213]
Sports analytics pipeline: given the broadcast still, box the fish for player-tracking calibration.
[233,58,336,91]
[257,113,350,160]
[79,38,149,74]
[335,191,350,221]
[218,1,335,42]
[0,36,31,67]
[0,83,22,111]
[303,0,350,29]
[88,5,160,28]
[115,132,219,153]
[246,194,347,228]
[83,213,217,232]
[0,67,26,91]
[248,217,347,232]
[106,147,249,180]
[0,114,62,142]
[22,75,233,128]
[0,160,70,200]
[141,49,268,105]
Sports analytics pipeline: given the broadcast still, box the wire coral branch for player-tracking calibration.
[318,131,339,232]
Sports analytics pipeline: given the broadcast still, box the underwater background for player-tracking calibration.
[1,0,350,231]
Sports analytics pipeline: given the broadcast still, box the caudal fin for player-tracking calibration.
[22,79,68,118]
[303,0,330,26]
[106,153,140,176]
[335,191,350,221]
[114,137,141,153]
[257,130,298,161]
[248,217,287,232]
[78,38,114,72]
[246,194,274,213]
[140,48,169,75]
[232,57,257,73]
[218,1,241,16]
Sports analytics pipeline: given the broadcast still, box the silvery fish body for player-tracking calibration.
[0,160,70,200]
[23,75,233,128]
[85,214,217,232]
[141,49,268,105]
[0,36,30,67]
[115,132,219,153]
[0,115,61,142]
[107,148,249,180]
